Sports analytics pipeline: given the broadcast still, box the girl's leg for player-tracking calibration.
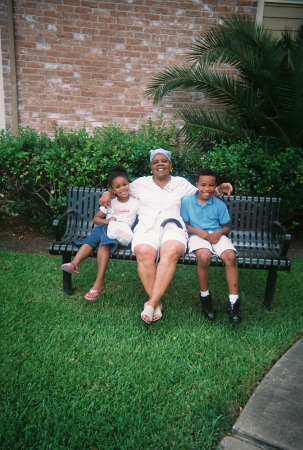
[73,244,94,265]
[71,226,106,271]
[62,244,94,272]
[85,244,110,300]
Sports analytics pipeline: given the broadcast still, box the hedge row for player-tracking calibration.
[0,121,182,230]
[0,123,302,233]
[202,140,303,232]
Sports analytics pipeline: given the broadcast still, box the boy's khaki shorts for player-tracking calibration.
[188,234,237,257]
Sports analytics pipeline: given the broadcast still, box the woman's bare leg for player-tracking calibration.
[134,244,157,297]
[139,240,184,322]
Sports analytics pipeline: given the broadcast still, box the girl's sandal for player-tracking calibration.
[61,262,80,274]
[84,286,105,301]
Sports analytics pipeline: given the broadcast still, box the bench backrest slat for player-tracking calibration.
[222,196,281,250]
[63,188,282,250]
[64,187,104,238]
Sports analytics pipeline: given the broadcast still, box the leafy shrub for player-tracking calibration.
[0,120,182,230]
[200,139,303,232]
[1,125,302,233]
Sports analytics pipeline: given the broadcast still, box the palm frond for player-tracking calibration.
[189,15,284,76]
[145,66,205,102]
[146,65,258,112]
[178,108,250,146]
[145,15,303,147]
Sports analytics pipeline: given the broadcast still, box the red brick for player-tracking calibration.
[2,0,258,134]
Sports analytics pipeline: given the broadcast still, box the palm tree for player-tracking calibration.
[145,15,303,148]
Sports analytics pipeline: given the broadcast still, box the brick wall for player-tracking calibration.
[0,2,11,130]
[2,0,257,134]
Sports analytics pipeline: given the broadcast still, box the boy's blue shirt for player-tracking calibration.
[180,192,230,235]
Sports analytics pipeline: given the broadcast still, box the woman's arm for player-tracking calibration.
[215,183,233,197]
[179,178,233,198]
[99,178,139,207]
[98,190,116,208]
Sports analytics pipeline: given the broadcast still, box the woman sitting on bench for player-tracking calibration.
[99,149,232,326]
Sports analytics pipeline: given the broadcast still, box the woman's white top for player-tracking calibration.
[130,176,196,232]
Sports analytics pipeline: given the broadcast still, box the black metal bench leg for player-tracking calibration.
[263,269,278,310]
[62,254,72,294]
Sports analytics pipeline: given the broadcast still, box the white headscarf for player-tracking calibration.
[150,148,172,162]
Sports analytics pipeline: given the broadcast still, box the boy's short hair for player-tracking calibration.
[196,168,217,182]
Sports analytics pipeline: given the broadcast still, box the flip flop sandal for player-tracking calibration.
[153,305,163,322]
[141,305,155,328]
[61,262,80,274]
[84,286,105,301]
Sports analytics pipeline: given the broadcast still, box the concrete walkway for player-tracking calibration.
[218,338,303,450]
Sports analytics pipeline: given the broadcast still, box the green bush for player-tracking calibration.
[1,125,302,233]
[0,120,182,230]
[200,139,303,232]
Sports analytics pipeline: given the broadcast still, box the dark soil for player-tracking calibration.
[0,214,303,257]
[0,215,53,255]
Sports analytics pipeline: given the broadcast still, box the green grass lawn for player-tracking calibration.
[1,249,302,450]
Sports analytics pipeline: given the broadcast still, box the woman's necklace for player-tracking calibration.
[152,175,171,189]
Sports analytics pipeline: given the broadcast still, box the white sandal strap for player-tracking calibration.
[141,305,154,323]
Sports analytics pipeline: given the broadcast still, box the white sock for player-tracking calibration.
[229,294,239,304]
[200,290,210,297]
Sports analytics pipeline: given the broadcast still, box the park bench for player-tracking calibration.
[49,186,292,309]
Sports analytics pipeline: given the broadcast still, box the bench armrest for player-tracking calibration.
[273,220,291,257]
[52,208,75,242]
